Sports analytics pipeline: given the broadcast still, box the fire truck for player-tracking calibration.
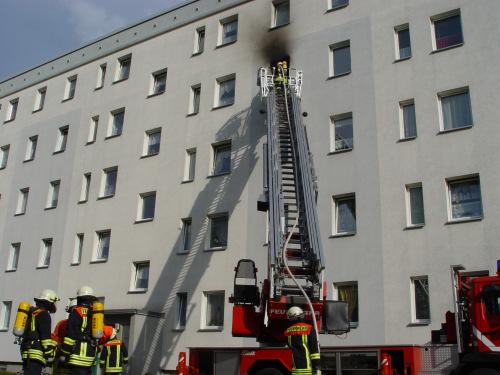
[176,67,500,375]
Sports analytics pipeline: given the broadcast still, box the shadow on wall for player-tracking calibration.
[129,94,266,374]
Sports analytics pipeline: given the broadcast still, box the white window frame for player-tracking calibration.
[34,87,47,112]
[96,63,107,89]
[183,148,197,182]
[193,27,206,54]
[332,193,356,236]
[329,112,353,153]
[25,135,38,161]
[64,75,77,100]
[333,281,359,327]
[405,183,425,227]
[38,238,52,269]
[214,74,236,108]
[446,175,483,222]
[115,54,132,82]
[79,173,91,203]
[7,243,20,271]
[271,0,290,28]
[149,69,167,96]
[88,116,99,144]
[143,128,162,157]
[180,218,193,253]
[329,0,349,11]
[201,290,225,330]
[107,108,125,138]
[437,87,472,132]
[218,15,238,46]
[72,233,84,265]
[137,192,156,222]
[175,292,188,330]
[93,230,111,262]
[0,145,10,169]
[6,98,18,121]
[0,301,12,330]
[329,40,351,78]
[46,180,61,209]
[206,213,229,250]
[399,99,417,140]
[410,276,431,324]
[100,167,118,198]
[130,261,150,292]
[431,9,463,52]
[188,84,201,115]
[210,141,232,176]
[55,125,69,153]
[394,24,411,61]
[15,188,29,215]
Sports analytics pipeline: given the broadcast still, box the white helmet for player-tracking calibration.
[76,285,95,299]
[110,328,118,340]
[36,289,60,303]
[287,306,305,321]
[65,298,77,312]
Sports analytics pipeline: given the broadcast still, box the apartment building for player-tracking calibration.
[1,0,499,373]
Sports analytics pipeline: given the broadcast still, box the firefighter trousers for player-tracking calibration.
[22,360,44,375]
[70,366,92,375]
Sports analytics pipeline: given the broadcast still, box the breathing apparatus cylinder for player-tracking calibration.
[91,302,104,339]
[13,301,31,337]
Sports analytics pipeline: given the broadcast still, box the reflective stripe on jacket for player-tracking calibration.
[285,322,320,375]
[61,305,97,367]
[100,339,129,373]
[21,308,56,365]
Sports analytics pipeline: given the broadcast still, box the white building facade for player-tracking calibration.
[1,0,499,373]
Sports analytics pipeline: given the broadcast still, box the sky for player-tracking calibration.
[0,0,187,81]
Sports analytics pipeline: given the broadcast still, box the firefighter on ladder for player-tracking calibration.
[20,289,60,375]
[285,306,321,375]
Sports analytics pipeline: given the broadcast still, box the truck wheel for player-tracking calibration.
[469,369,500,375]
[254,368,285,375]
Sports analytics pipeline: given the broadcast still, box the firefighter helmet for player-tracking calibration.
[287,306,305,321]
[65,298,77,312]
[36,289,60,303]
[76,285,95,299]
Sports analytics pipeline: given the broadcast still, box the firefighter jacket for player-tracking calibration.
[285,322,321,375]
[20,307,57,365]
[52,319,71,375]
[60,306,97,367]
[99,339,129,374]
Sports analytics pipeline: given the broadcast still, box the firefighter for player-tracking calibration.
[99,327,129,374]
[285,306,321,375]
[20,289,60,375]
[52,299,77,375]
[275,61,284,86]
[59,286,98,375]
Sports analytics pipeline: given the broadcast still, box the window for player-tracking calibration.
[137,192,156,221]
[330,113,353,152]
[7,243,20,271]
[181,218,192,252]
[447,176,483,221]
[38,238,52,268]
[406,184,425,227]
[131,262,149,291]
[6,98,18,121]
[329,41,351,77]
[116,55,131,81]
[194,27,205,54]
[150,69,167,96]
[108,108,125,137]
[335,282,358,326]
[333,194,356,235]
[183,148,197,182]
[272,0,290,28]
[329,0,348,10]
[46,180,60,209]
[439,88,472,131]
[88,116,99,144]
[0,145,9,169]
[15,188,29,215]
[64,76,77,100]
[399,100,417,139]
[209,214,228,249]
[34,87,47,111]
[55,126,69,153]
[176,293,188,329]
[25,135,38,161]
[411,276,430,323]
[432,11,463,51]
[143,129,161,156]
[79,173,91,202]
[212,142,231,175]
[202,291,225,329]
[189,84,201,115]
[101,167,118,198]
[395,25,411,60]
[215,75,236,107]
[96,63,107,89]
[219,16,238,45]
[0,301,12,330]
[72,233,84,265]
[94,230,111,261]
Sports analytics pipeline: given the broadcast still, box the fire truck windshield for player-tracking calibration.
[483,284,500,316]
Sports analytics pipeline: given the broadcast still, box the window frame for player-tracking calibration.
[0,301,12,331]
[143,128,161,157]
[410,276,431,324]
[107,108,125,138]
[211,141,232,176]
[93,230,111,262]
[100,167,118,198]
[405,183,425,228]
[329,112,353,153]
[115,54,132,82]
[394,24,412,61]
[193,27,206,55]
[332,193,356,236]
[87,116,99,144]
[37,238,53,269]
[15,188,29,215]
[201,290,225,330]
[149,68,168,96]
[54,125,69,153]
[328,0,349,11]
[136,191,156,222]
[72,233,84,265]
[431,9,464,52]
[180,218,193,253]
[271,0,290,29]
[399,99,417,140]
[46,180,61,209]
[130,261,150,292]
[333,281,359,327]
[437,87,473,132]
[7,243,20,271]
[214,74,236,108]
[175,292,188,330]
[329,40,351,78]
[446,175,483,222]
[25,135,38,162]
[189,84,201,115]
[34,87,47,112]
[96,63,107,89]
[207,213,229,250]
[183,148,197,182]
[5,98,19,122]
[64,75,77,101]
[0,145,9,169]
[79,173,91,203]
[218,15,238,46]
